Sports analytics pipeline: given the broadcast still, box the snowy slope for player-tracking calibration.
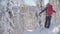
[0,0,60,34]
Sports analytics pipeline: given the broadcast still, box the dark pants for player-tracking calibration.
[45,16,51,28]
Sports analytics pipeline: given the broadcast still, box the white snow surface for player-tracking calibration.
[0,0,60,34]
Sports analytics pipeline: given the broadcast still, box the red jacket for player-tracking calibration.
[39,4,56,16]
[46,4,53,16]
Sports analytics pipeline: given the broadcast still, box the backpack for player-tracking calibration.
[46,4,53,16]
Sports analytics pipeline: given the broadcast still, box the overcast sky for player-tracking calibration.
[44,0,49,5]
[24,0,49,6]
[24,0,36,6]
[0,0,49,6]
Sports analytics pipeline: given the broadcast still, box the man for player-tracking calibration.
[39,3,56,28]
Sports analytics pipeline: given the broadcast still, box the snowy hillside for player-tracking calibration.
[0,0,60,34]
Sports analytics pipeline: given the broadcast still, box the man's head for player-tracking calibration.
[46,3,53,7]
[47,3,50,6]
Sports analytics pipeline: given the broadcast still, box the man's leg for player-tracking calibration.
[46,16,51,28]
[45,16,48,28]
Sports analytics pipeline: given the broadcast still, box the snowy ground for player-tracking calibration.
[0,0,60,34]
[23,21,60,34]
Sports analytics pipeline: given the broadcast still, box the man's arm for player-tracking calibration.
[39,8,47,15]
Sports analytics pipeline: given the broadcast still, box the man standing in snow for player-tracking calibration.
[39,3,56,28]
